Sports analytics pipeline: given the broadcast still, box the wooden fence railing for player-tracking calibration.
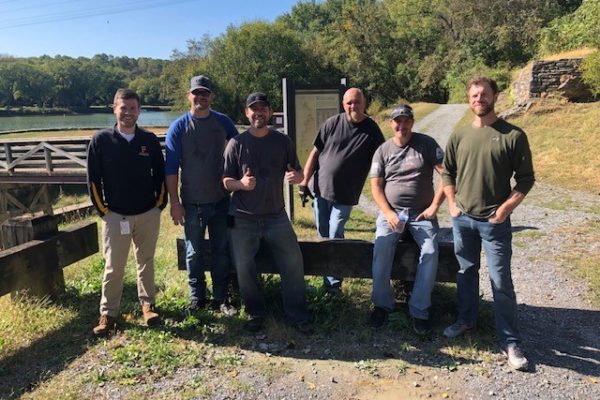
[0,135,167,183]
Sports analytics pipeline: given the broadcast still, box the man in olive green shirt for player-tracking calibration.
[442,76,534,371]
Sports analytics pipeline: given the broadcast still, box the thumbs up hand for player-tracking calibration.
[240,167,256,191]
[285,163,304,185]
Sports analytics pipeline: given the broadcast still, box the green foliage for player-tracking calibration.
[539,0,600,54]
[0,0,593,114]
[0,55,168,110]
[206,21,339,121]
[444,56,513,103]
[581,50,600,96]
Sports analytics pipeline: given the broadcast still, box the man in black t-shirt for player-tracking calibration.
[223,92,313,334]
[300,88,385,295]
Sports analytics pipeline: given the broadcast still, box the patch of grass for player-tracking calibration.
[396,360,409,374]
[213,351,244,367]
[0,296,76,360]
[554,219,600,307]
[355,359,379,376]
[104,329,206,385]
[539,47,597,60]
[509,100,600,193]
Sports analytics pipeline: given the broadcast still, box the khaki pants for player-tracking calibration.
[99,207,161,317]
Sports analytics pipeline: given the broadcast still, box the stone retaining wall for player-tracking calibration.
[512,58,592,105]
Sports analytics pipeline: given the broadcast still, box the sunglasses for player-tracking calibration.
[192,89,211,97]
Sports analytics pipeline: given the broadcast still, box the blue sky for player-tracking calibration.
[0,0,302,59]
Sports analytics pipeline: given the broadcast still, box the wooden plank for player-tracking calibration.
[0,221,98,297]
[176,238,459,283]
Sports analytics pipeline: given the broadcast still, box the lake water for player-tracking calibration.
[0,110,181,132]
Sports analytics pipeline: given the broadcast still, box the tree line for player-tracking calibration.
[1,0,598,122]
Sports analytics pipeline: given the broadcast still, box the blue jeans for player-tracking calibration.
[184,197,231,302]
[371,210,439,319]
[228,214,312,325]
[452,213,520,345]
[313,196,352,287]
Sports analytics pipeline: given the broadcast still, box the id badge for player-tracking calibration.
[120,219,131,235]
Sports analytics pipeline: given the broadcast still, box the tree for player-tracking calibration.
[203,21,339,121]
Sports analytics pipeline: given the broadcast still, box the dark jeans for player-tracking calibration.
[229,214,312,325]
[184,196,231,302]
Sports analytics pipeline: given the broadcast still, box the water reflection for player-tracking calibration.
[0,110,181,132]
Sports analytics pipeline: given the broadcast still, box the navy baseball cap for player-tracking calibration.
[189,75,212,92]
[391,104,414,120]
[246,92,270,107]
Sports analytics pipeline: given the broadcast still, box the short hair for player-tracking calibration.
[467,76,499,95]
[113,88,141,106]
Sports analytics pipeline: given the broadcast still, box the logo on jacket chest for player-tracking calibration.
[139,145,150,156]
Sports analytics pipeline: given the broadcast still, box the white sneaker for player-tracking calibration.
[504,343,529,371]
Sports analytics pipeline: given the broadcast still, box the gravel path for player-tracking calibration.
[359,104,600,399]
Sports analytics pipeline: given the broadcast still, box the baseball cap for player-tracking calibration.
[391,104,414,120]
[189,75,212,92]
[246,92,270,107]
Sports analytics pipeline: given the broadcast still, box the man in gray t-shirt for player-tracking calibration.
[369,104,445,335]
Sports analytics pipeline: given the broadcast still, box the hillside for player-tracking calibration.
[507,99,600,194]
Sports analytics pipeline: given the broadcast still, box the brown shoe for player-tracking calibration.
[142,303,160,326]
[93,314,117,336]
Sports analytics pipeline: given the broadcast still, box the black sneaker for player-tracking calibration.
[325,284,342,297]
[210,299,238,316]
[412,317,431,336]
[188,298,207,312]
[369,307,388,328]
[243,316,265,332]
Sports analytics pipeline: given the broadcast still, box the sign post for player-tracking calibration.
[282,78,346,220]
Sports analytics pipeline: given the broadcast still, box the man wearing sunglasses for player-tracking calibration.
[165,75,239,315]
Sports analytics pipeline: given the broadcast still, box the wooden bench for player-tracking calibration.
[176,237,459,283]
[0,214,98,298]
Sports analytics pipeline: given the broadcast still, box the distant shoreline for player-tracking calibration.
[0,105,173,117]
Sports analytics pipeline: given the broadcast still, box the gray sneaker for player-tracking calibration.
[443,320,474,338]
[503,343,529,371]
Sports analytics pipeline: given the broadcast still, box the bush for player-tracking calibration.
[581,50,600,96]
[539,0,600,54]
[443,58,512,103]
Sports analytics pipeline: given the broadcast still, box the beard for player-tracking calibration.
[251,118,268,129]
[473,102,495,117]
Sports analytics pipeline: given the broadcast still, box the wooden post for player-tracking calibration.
[44,146,54,173]
[4,143,14,174]
[0,214,64,299]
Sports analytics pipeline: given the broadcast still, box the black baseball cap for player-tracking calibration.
[391,104,414,120]
[246,92,270,107]
[189,75,212,92]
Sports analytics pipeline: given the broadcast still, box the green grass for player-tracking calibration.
[553,219,600,307]
[508,100,600,193]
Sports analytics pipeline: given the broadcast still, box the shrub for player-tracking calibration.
[581,50,600,96]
